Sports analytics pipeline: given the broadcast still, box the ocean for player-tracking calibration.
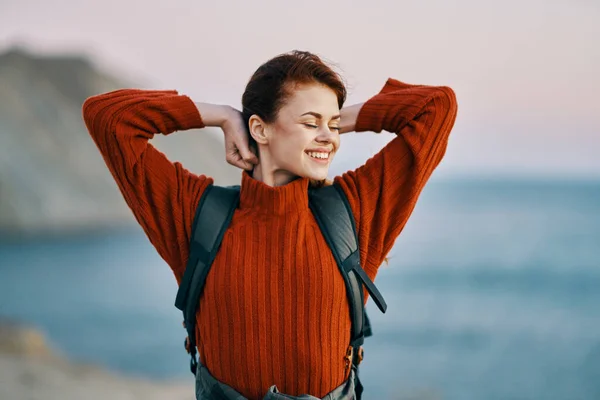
[1,178,599,400]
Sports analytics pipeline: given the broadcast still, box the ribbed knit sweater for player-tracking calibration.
[82,78,457,399]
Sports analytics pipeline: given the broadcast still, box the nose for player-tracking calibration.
[315,125,337,144]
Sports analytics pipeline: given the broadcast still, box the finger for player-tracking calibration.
[236,160,254,171]
[234,140,258,164]
[225,139,238,155]
[240,150,258,165]
[227,150,254,171]
[225,141,244,166]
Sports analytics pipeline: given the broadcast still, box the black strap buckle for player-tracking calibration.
[184,335,198,374]
[354,346,364,365]
[190,353,198,375]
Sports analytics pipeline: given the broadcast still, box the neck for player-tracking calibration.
[251,159,296,187]
[239,169,310,215]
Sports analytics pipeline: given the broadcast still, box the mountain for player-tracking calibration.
[0,319,191,399]
[0,47,239,238]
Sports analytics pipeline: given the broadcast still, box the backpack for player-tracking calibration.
[174,182,387,399]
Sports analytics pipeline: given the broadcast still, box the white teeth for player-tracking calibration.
[307,151,329,160]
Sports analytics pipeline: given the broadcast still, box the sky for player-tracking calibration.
[1,0,599,179]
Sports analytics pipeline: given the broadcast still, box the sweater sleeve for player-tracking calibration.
[335,78,458,279]
[82,89,213,282]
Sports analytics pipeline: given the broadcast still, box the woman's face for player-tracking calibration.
[259,83,341,183]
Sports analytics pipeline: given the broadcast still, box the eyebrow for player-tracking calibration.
[300,111,341,120]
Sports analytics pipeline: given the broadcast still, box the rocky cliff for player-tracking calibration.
[0,47,239,238]
[0,320,192,400]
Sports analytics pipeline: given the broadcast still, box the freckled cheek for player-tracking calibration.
[272,126,313,161]
[331,138,341,156]
[273,137,306,162]
[285,135,310,157]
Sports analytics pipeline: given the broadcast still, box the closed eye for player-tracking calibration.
[304,123,340,132]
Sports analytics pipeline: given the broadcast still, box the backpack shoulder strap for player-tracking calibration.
[174,184,240,374]
[308,184,387,348]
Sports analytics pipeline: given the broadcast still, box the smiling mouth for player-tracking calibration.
[305,151,331,161]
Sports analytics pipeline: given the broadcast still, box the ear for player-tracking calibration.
[248,115,269,145]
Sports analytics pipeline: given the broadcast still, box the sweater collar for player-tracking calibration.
[239,170,310,215]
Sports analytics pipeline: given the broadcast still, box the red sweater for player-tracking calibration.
[82,79,457,399]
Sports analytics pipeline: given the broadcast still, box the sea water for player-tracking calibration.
[1,178,599,400]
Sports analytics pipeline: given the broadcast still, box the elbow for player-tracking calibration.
[82,94,104,136]
[81,95,100,128]
[437,86,458,118]
[431,86,458,137]
[82,92,112,130]
[81,89,133,135]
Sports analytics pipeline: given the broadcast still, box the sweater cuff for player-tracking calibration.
[354,96,385,134]
[162,94,205,134]
[354,78,421,133]
[355,79,396,133]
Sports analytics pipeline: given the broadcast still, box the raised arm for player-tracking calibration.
[335,78,458,278]
[82,89,215,281]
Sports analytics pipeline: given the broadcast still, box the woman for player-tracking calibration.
[82,50,458,399]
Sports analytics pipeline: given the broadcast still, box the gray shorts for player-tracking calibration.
[195,361,356,400]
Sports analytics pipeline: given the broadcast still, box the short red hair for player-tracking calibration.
[242,50,346,131]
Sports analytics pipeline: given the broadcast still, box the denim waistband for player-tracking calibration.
[195,361,356,400]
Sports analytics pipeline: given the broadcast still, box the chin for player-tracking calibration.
[305,170,329,182]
